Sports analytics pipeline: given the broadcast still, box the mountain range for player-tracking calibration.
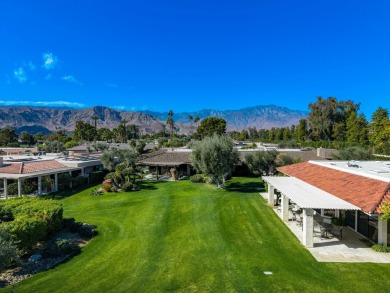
[0,105,307,134]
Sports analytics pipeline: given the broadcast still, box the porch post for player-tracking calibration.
[281,193,289,222]
[355,210,358,231]
[17,178,22,197]
[335,210,340,218]
[303,208,314,248]
[3,179,8,199]
[268,185,275,206]
[69,171,73,188]
[156,165,159,180]
[378,217,388,246]
[186,164,191,176]
[38,176,42,195]
[320,209,325,216]
[54,173,58,192]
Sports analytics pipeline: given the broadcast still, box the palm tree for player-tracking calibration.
[91,115,99,144]
[167,110,174,139]
[194,116,200,128]
[121,118,128,143]
[188,115,193,134]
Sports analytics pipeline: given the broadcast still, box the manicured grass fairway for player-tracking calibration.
[5,178,390,292]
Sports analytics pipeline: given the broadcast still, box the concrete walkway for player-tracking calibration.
[260,192,390,263]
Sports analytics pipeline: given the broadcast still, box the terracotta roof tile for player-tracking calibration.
[277,162,390,213]
[0,160,68,175]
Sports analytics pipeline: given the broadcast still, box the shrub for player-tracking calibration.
[190,174,206,183]
[371,244,390,253]
[7,182,19,195]
[102,183,111,192]
[110,185,118,193]
[90,188,104,196]
[0,234,21,270]
[90,171,105,183]
[78,224,95,238]
[0,216,47,252]
[43,238,80,257]
[62,217,76,230]
[121,182,134,192]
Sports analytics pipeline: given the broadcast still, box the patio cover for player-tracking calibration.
[262,176,360,210]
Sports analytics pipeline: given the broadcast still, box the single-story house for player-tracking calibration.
[263,160,390,248]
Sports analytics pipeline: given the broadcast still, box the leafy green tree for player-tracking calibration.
[244,150,278,176]
[346,112,369,145]
[20,131,36,146]
[43,141,65,153]
[191,134,238,188]
[332,146,372,160]
[73,121,96,142]
[196,117,227,139]
[0,127,18,146]
[97,127,113,142]
[296,119,309,142]
[369,107,390,153]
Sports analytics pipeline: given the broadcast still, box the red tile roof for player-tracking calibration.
[0,160,68,175]
[277,162,390,213]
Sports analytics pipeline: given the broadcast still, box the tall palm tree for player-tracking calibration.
[91,115,99,144]
[188,115,193,134]
[121,118,128,143]
[194,116,200,128]
[167,110,174,139]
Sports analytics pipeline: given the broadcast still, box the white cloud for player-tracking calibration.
[13,67,27,83]
[42,52,58,70]
[62,75,82,85]
[0,100,85,108]
[113,105,136,111]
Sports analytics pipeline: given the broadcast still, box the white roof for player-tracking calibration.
[262,176,360,210]
[310,160,390,182]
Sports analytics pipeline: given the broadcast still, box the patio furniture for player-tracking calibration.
[330,226,343,239]
[296,214,303,226]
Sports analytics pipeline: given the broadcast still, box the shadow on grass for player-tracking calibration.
[137,180,170,190]
[226,181,265,194]
[40,183,100,200]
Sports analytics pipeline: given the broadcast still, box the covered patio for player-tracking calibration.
[261,176,390,262]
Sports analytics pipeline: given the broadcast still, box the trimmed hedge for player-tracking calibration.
[0,198,63,252]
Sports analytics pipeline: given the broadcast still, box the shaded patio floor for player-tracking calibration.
[260,192,390,263]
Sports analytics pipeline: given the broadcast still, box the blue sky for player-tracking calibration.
[0,0,389,119]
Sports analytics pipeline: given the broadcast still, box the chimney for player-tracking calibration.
[317,148,326,159]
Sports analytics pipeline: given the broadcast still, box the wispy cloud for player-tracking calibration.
[113,105,136,111]
[62,75,82,85]
[26,61,36,71]
[0,100,85,108]
[13,67,27,83]
[104,83,119,88]
[42,52,58,70]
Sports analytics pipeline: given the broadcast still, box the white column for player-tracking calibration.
[3,179,8,199]
[17,178,22,197]
[335,210,340,218]
[355,210,358,231]
[321,209,325,216]
[268,185,275,206]
[281,194,289,222]
[54,173,58,192]
[69,171,73,188]
[38,176,42,195]
[378,217,388,246]
[80,168,85,176]
[303,208,314,248]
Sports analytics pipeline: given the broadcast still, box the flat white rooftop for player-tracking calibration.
[310,160,390,182]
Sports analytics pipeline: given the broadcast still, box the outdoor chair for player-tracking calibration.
[296,214,303,226]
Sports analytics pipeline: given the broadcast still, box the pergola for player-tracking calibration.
[262,176,360,247]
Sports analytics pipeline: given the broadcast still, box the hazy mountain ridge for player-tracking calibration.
[0,105,307,134]
[144,105,308,130]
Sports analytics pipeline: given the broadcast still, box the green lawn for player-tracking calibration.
[5,177,390,292]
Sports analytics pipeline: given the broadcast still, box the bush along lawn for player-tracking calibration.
[5,177,390,293]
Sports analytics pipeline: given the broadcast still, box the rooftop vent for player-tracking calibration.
[370,169,390,174]
[347,161,361,168]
